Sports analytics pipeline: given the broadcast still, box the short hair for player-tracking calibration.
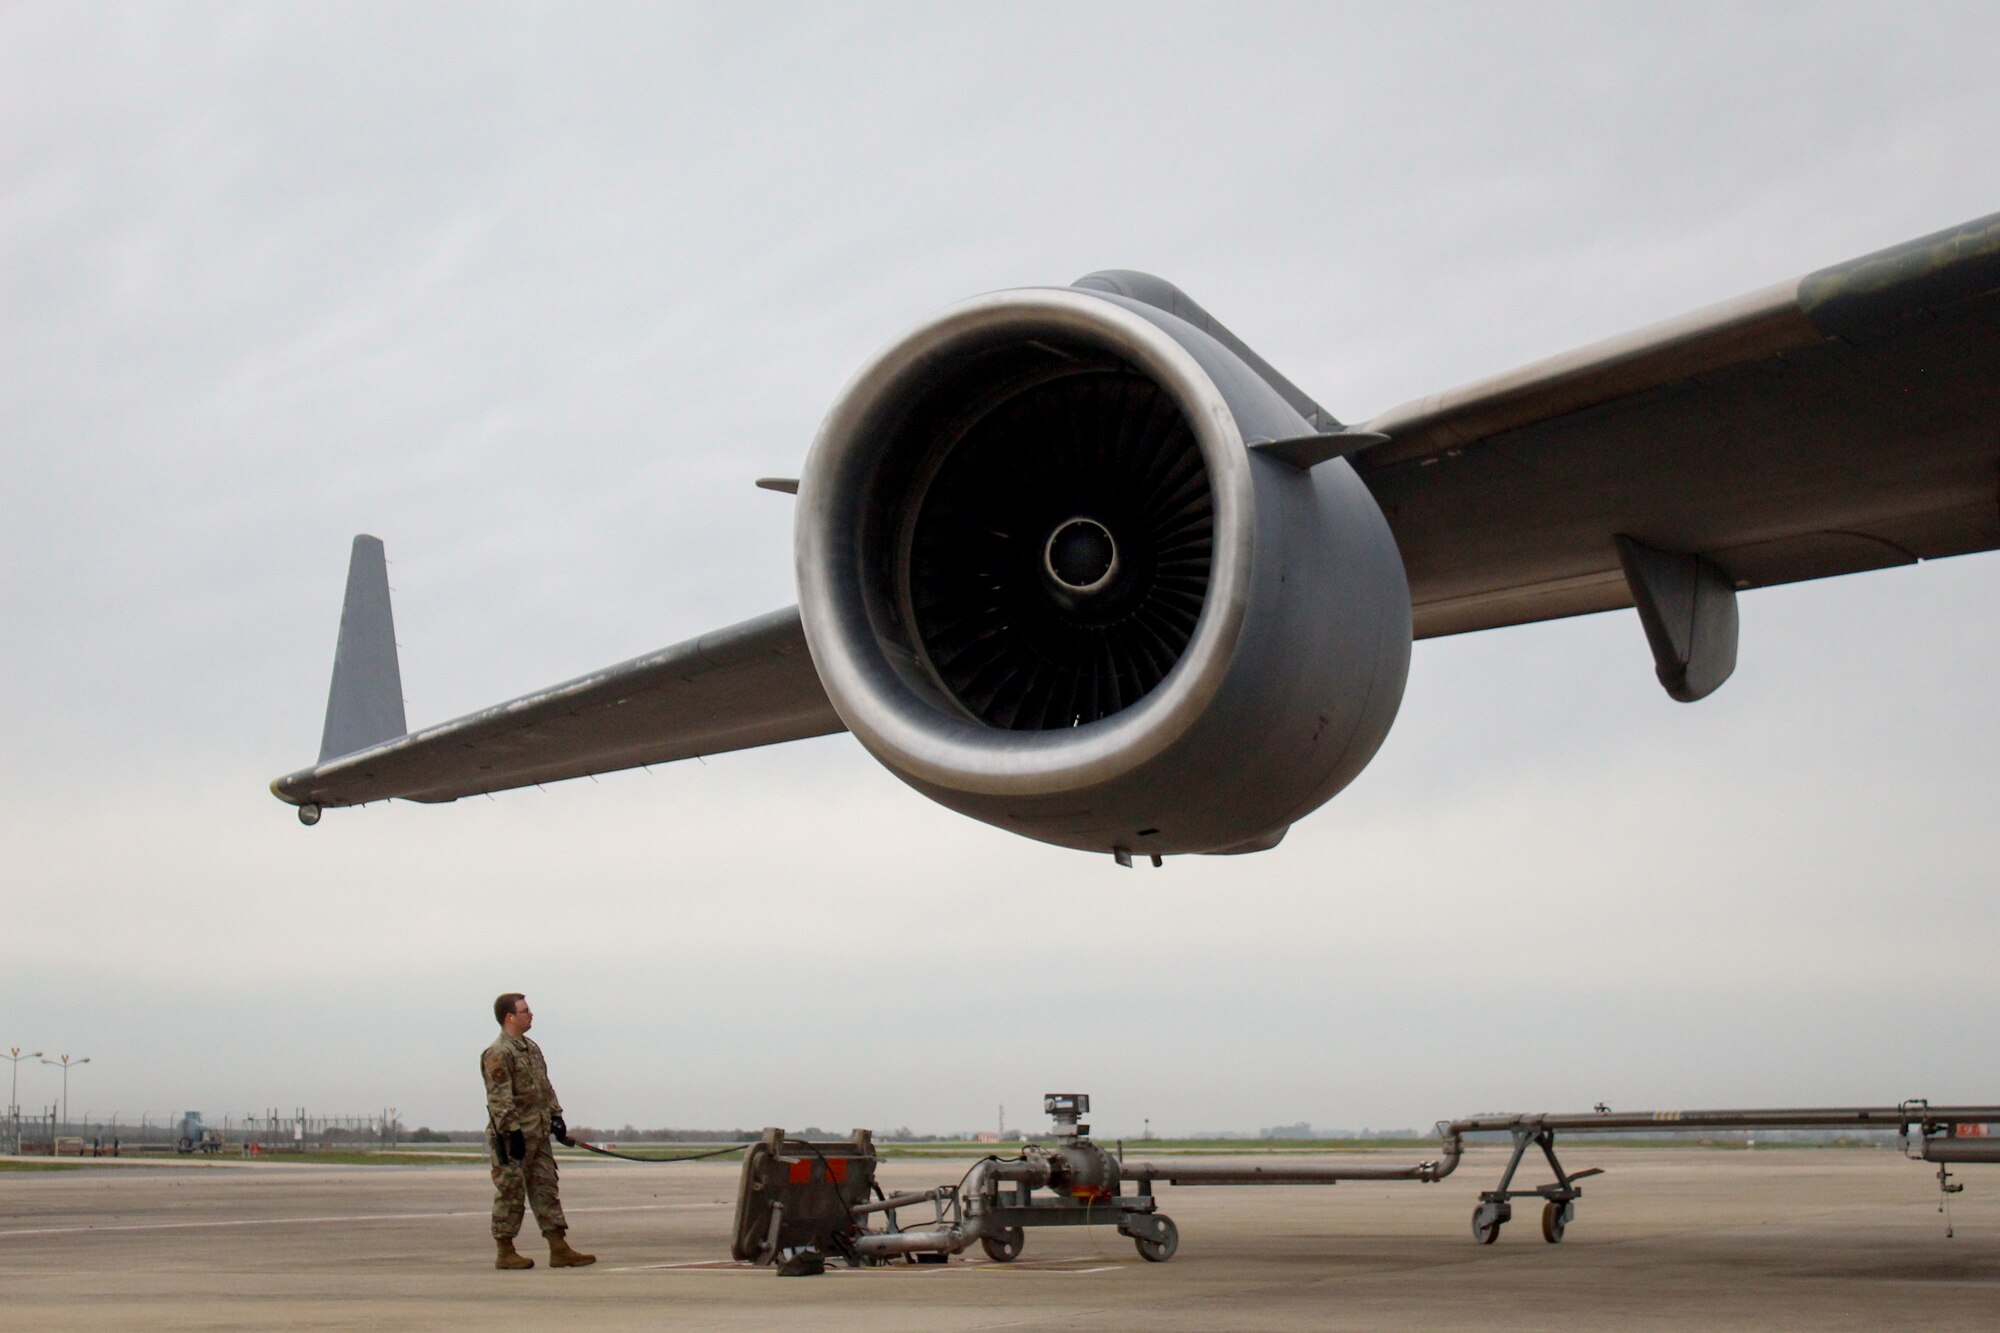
[494,992,526,1026]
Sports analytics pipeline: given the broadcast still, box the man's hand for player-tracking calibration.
[551,1114,572,1146]
[507,1129,527,1161]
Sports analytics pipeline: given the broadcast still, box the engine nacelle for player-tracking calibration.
[795,283,1411,857]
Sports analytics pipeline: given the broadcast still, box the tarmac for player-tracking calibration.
[2,1145,1997,1330]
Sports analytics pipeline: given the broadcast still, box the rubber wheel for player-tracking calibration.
[1135,1215,1178,1263]
[1541,1199,1568,1243]
[980,1226,1025,1263]
[1472,1207,1502,1244]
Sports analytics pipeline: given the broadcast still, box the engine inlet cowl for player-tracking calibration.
[795,283,1411,856]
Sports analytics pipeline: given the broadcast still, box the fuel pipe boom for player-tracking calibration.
[735,1095,2000,1267]
[850,1098,1463,1265]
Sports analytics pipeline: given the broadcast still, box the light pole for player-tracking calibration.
[4,1048,43,1153]
[40,1055,89,1135]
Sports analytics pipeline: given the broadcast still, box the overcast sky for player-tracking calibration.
[4,2,1996,1139]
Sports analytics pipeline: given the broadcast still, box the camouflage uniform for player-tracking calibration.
[483,1032,568,1241]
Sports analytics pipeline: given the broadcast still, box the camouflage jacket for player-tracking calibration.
[482,1033,563,1134]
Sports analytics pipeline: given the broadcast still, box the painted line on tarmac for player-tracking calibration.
[603,1261,806,1273]
[592,1248,1128,1272]
[0,1201,724,1239]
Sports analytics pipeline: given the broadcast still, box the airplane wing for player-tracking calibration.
[272,574,842,810]
[275,212,1999,813]
[1358,211,2000,639]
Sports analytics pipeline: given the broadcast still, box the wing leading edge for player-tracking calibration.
[1359,210,2000,639]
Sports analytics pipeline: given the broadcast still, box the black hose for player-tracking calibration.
[569,1138,747,1164]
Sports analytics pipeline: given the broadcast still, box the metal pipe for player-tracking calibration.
[1923,1139,2000,1164]
[1436,1131,1463,1180]
[851,1188,949,1219]
[1120,1166,1347,1185]
[847,1156,1052,1259]
[1119,1139,1461,1188]
[847,1138,1475,1262]
[850,1229,966,1259]
[1441,1106,2000,1137]
[963,1155,1050,1197]
[959,1155,1049,1227]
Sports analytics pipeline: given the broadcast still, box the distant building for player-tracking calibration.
[1261,1122,1315,1140]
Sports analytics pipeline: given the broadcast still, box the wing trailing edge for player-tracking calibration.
[1358,209,2000,644]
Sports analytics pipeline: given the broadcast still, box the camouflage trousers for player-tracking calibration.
[491,1130,567,1240]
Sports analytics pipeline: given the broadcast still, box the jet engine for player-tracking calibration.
[794,278,1411,858]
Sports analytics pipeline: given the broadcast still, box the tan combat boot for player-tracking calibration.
[548,1230,596,1268]
[495,1238,535,1270]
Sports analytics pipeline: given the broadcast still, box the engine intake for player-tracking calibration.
[796,284,1411,857]
[911,369,1212,730]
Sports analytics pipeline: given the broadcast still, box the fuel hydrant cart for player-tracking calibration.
[730,1127,881,1265]
[729,1096,1181,1269]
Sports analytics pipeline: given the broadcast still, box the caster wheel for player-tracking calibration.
[980,1226,1024,1263]
[1135,1215,1179,1262]
[1541,1199,1571,1243]
[1472,1204,1504,1244]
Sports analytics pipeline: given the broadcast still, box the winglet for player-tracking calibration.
[318,535,408,762]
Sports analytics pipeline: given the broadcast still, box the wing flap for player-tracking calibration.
[273,606,844,808]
